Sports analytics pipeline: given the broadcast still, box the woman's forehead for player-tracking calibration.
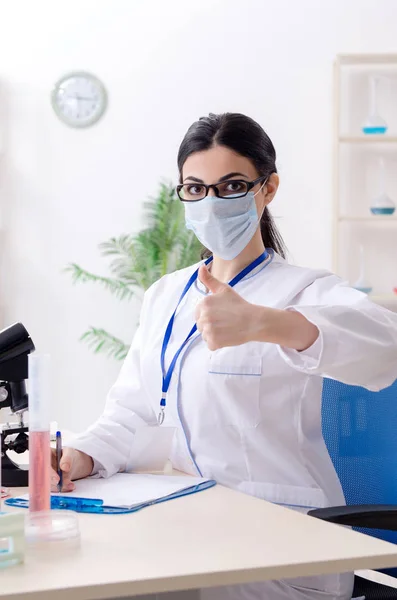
[182,146,257,182]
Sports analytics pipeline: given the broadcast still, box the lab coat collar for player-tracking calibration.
[195,249,278,294]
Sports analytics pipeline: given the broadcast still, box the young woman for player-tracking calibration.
[53,113,397,600]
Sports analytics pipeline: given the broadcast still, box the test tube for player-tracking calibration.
[0,430,2,511]
[28,354,51,512]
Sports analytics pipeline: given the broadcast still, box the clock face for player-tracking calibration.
[51,72,107,128]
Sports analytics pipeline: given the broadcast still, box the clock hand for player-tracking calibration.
[74,95,95,101]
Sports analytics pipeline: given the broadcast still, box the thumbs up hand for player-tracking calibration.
[195,265,319,352]
[195,265,258,351]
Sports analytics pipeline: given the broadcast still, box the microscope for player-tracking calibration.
[0,323,35,487]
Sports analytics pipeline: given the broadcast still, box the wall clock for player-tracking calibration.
[51,72,107,128]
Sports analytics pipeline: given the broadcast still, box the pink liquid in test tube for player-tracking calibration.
[29,430,50,512]
[28,354,51,513]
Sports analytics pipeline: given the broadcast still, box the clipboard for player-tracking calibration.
[5,478,216,514]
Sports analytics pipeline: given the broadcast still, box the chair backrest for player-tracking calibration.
[322,378,397,563]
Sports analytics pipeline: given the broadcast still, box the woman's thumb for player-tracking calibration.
[198,265,227,294]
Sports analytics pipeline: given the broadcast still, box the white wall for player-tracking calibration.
[0,0,396,430]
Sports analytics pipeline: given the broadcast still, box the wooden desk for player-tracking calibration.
[1,485,397,600]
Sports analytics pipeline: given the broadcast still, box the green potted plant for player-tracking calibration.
[66,182,202,360]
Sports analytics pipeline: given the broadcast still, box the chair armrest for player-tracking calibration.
[308,505,397,530]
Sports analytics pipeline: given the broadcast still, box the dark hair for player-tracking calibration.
[177,112,286,259]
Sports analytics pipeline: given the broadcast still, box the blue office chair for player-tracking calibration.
[309,378,397,599]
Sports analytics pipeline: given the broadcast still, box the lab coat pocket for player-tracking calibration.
[208,351,262,429]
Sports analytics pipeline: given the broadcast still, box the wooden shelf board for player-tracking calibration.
[337,54,397,65]
[371,294,397,300]
[339,136,397,143]
[370,294,397,310]
[338,216,397,222]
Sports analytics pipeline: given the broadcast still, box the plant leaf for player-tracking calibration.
[66,180,203,360]
[80,327,129,360]
[65,264,134,301]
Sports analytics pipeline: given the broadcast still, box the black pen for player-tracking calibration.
[56,431,63,492]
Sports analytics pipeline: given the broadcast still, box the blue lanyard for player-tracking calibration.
[158,251,269,424]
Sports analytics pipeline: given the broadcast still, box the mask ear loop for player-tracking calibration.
[253,177,269,198]
[253,177,269,221]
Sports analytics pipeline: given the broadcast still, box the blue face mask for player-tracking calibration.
[184,189,264,260]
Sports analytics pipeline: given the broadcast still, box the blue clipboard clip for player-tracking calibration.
[51,496,104,512]
[5,496,104,513]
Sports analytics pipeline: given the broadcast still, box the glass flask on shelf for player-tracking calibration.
[353,245,373,294]
[362,76,388,135]
[370,157,395,215]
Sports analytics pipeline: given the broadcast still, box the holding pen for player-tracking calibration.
[56,431,63,492]
[50,443,94,493]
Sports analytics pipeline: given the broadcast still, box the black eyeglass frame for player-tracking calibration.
[176,175,268,203]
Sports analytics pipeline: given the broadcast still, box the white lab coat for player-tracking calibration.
[69,252,397,600]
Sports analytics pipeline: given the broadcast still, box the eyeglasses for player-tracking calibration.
[176,175,268,202]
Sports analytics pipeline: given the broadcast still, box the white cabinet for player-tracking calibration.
[333,54,397,312]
